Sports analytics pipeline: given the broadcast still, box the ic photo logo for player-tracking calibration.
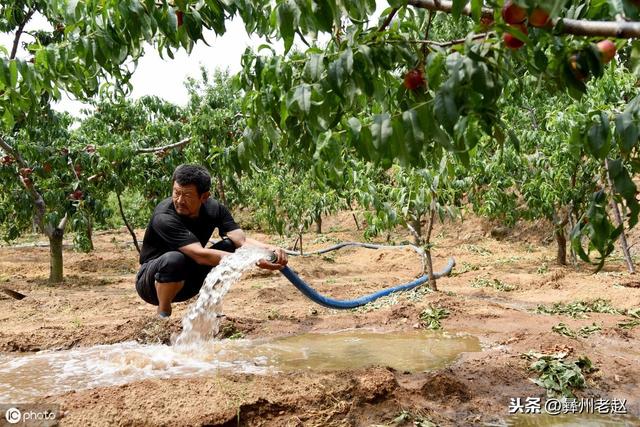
[4,407,21,424]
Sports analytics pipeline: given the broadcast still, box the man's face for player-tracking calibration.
[172,182,208,218]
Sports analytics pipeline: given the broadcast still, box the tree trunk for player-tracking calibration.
[424,249,436,290]
[349,202,360,230]
[555,228,567,266]
[216,175,227,206]
[424,207,437,291]
[352,213,360,230]
[85,215,94,251]
[605,159,635,273]
[298,232,303,255]
[315,214,322,234]
[609,198,635,273]
[49,230,64,283]
[117,191,141,253]
[411,217,422,246]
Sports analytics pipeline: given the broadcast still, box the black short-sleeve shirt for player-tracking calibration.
[139,197,240,264]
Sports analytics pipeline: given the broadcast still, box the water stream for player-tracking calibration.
[174,246,273,345]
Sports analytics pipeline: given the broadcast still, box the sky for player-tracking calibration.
[1,3,388,118]
[0,14,273,117]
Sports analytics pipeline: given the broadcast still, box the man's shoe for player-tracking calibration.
[158,311,171,319]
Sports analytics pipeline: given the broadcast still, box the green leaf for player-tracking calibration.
[630,41,640,78]
[470,0,482,21]
[584,44,604,79]
[2,109,14,130]
[387,0,407,7]
[9,60,18,88]
[608,158,640,227]
[184,10,204,42]
[615,112,638,154]
[328,57,344,95]
[426,52,445,89]
[371,113,392,153]
[586,112,611,159]
[276,0,299,54]
[0,60,8,87]
[391,116,408,165]
[304,53,324,81]
[402,109,424,163]
[451,0,469,19]
[287,84,312,116]
[314,0,336,32]
[434,89,459,135]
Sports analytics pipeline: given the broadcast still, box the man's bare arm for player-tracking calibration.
[226,229,288,269]
[179,242,231,266]
[226,229,247,248]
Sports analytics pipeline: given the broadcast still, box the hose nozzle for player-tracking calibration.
[266,252,277,263]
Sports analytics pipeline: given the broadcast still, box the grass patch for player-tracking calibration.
[219,324,245,340]
[404,285,434,302]
[494,255,525,265]
[618,318,640,329]
[470,277,518,292]
[353,284,435,311]
[618,307,640,329]
[551,322,601,339]
[626,307,640,318]
[311,234,340,245]
[321,253,336,263]
[353,293,401,312]
[522,351,596,398]
[267,309,281,320]
[535,299,620,318]
[419,305,450,330]
[374,411,436,427]
[450,261,479,277]
[536,262,549,274]
[462,244,492,255]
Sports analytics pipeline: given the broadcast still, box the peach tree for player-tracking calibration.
[235,0,640,270]
[468,64,638,268]
[2,0,640,283]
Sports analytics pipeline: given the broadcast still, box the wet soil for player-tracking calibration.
[0,213,638,426]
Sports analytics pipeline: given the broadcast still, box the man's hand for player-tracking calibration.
[256,246,288,270]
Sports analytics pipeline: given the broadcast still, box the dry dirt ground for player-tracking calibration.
[0,212,639,426]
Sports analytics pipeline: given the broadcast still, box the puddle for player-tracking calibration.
[503,413,640,426]
[0,329,479,402]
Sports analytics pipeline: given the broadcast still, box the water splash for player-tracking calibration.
[174,246,272,346]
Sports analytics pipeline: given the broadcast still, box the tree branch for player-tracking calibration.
[0,135,48,236]
[135,137,192,154]
[410,32,491,47]
[10,8,36,59]
[408,0,640,38]
[378,7,399,32]
[57,213,68,231]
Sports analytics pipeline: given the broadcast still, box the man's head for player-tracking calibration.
[171,164,211,218]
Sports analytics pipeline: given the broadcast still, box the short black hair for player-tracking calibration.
[172,164,211,195]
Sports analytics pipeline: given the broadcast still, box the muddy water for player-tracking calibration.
[0,330,479,402]
[0,248,481,404]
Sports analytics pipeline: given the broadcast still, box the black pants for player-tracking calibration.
[135,239,236,306]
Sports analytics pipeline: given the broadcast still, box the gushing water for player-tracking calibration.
[174,246,273,346]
